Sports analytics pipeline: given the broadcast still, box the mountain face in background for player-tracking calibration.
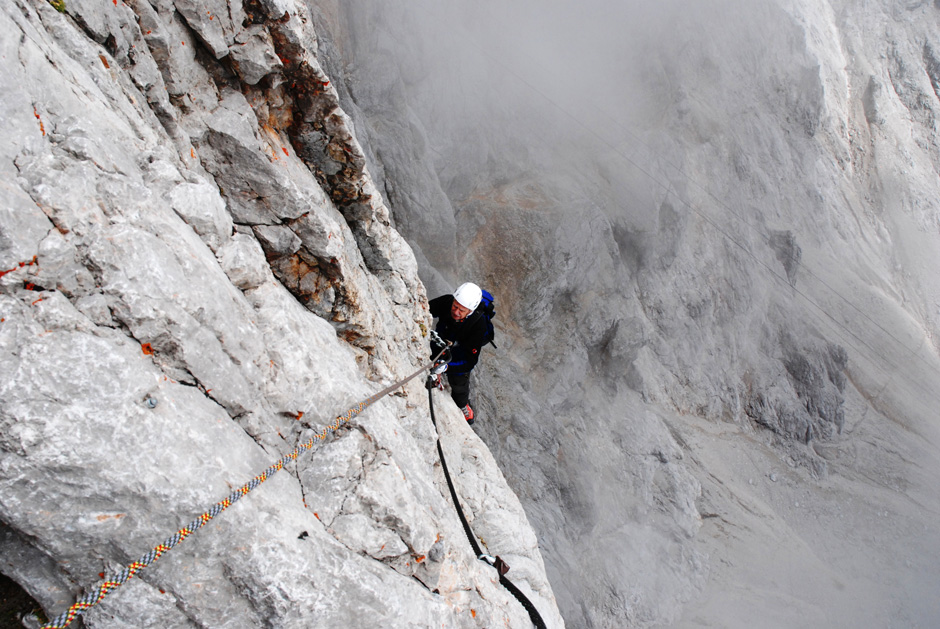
[2,0,940,628]
[309,1,940,627]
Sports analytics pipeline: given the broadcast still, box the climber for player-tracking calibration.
[428,282,488,424]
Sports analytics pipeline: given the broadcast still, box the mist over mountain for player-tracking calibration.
[311,1,940,627]
[1,0,939,627]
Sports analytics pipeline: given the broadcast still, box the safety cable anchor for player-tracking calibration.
[428,329,448,347]
[425,373,445,391]
[428,330,452,373]
[429,331,453,354]
[478,553,510,576]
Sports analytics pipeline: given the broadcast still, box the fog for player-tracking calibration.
[333,0,839,284]
[314,0,940,626]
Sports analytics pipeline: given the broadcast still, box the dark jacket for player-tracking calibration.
[429,295,487,374]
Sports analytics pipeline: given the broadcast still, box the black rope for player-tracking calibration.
[426,382,548,629]
[428,381,484,557]
[499,574,548,629]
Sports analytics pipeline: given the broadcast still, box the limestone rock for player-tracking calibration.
[172,0,243,59]
[230,25,283,86]
[0,0,562,627]
[167,180,234,253]
[217,232,271,290]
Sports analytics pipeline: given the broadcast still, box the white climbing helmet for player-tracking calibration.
[453,282,482,311]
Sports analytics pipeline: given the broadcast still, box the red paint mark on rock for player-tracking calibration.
[96,513,126,521]
[0,256,38,279]
[32,109,45,136]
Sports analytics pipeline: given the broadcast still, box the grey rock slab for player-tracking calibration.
[172,0,243,59]
[216,231,271,290]
[229,24,283,85]
[33,229,98,298]
[199,89,332,225]
[239,279,364,417]
[133,0,213,102]
[63,0,137,63]
[166,179,234,253]
[354,449,438,556]
[330,512,409,559]
[85,220,266,414]
[252,223,303,259]
[0,183,50,275]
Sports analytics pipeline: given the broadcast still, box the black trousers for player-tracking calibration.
[447,371,471,408]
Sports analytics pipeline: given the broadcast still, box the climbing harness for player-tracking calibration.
[42,348,448,629]
[425,378,548,629]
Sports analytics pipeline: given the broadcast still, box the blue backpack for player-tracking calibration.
[478,289,496,348]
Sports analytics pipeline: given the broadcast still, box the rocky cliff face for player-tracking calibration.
[0,0,563,626]
[6,0,940,627]
[310,1,940,627]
